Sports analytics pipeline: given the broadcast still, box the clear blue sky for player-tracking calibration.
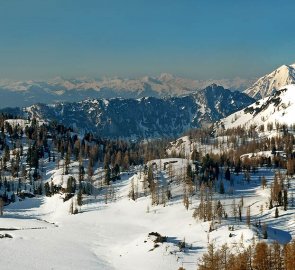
[0,0,295,80]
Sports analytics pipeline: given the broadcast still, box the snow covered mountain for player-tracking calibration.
[244,64,295,99]
[0,75,253,108]
[2,84,254,139]
[217,84,295,131]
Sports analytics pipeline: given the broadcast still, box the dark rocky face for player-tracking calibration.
[0,85,254,139]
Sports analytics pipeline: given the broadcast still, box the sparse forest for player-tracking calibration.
[1,113,295,270]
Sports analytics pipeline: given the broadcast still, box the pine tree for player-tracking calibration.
[275,206,279,218]
[219,181,225,194]
[238,205,242,222]
[183,186,189,210]
[261,176,267,189]
[246,206,251,227]
[272,241,282,270]
[0,198,3,216]
[269,199,273,209]
[284,240,295,270]
[129,179,135,201]
[283,189,288,211]
[198,242,221,270]
[253,242,270,270]
[225,167,231,181]
[262,223,268,239]
[66,176,76,193]
[104,165,111,185]
[69,199,74,214]
[77,190,83,206]
[44,182,51,196]
[239,196,244,207]
[231,199,237,222]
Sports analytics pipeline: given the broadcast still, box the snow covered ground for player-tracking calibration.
[219,84,295,130]
[1,158,295,270]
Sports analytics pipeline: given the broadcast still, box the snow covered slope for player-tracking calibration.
[3,158,294,270]
[244,64,295,99]
[218,84,295,130]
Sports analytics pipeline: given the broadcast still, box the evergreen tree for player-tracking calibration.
[283,189,288,211]
[77,190,83,206]
[219,181,225,194]
[262,223,268,239]
[275,206,279,218]
[225,167,231,181]
[246,206,251,227]
[44,182,51,196]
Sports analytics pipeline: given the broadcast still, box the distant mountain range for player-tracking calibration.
[1,63,295,108]
[2,64,295,138]
[1,84,254,139]
[244,63,295,99]
[0,74,254,108]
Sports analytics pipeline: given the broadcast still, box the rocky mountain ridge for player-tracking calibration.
[1,84,254,139]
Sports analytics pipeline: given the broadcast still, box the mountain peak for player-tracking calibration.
[50,76,67,83]
[158,73,175,81]
[208,83,220,88]
[244,63,295,99]
[203,83,225,91]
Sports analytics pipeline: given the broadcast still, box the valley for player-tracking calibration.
[1,96,295,269]
[2,1,295,269]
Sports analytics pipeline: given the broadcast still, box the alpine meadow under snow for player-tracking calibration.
[2,155,295,270]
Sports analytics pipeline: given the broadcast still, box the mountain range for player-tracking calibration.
[0,74,253,108]
[2,84,254,139]
[2,63,295,138]
[1,63,295,109]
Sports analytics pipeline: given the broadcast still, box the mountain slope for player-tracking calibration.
[2,85,254,139]
[0,75,254,108]
[217,84,295,130]
[244,64,295,99]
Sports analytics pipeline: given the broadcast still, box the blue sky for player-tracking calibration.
[0,0,295,80]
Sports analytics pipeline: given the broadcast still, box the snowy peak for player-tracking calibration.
[244,63,295,99]
[218,84,295,131]
[157,73,176,81]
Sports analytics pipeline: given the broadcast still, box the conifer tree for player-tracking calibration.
[231,199,237,222]
[283,189,288,211]
[262,223,268,239]
[253,242,270,270]
[275,206,279,218]
[219,181,225,194]
[77,190,83,206]
[246,206,251,227]
[69,199,74,214]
